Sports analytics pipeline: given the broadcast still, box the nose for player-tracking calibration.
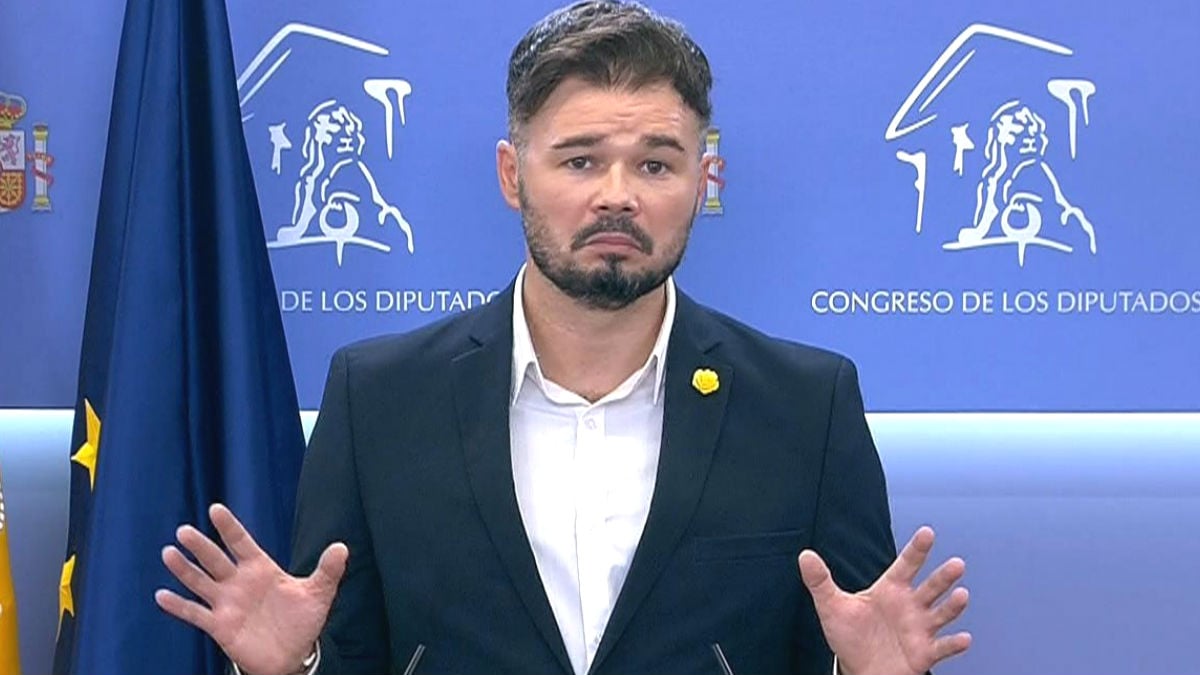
[594,165,639,215]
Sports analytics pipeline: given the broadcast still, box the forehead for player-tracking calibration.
[525,77,700,145]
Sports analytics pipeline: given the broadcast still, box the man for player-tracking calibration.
[156,2,971,673]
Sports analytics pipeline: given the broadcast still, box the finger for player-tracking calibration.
[915,556,966,607]
[931,631,972,663]
[154,588,216,634]
[931,587,970,630]
[176,524,236,581]
[885,526,935,585]
[306,542,350,597]
[161,545,219,605]
[210,503,267,564]
[798,550,842,608]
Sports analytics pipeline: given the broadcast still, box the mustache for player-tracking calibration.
[570,215,654,254]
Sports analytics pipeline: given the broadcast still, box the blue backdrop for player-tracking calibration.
[3,0,1196,410]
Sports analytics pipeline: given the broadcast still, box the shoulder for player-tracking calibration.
[337,313,470,367]
[327,296,501,390]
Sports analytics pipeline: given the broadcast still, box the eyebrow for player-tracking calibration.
[548,133,687,154]
[642,134,687,153]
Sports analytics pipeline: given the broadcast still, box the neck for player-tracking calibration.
[521,261,667,402]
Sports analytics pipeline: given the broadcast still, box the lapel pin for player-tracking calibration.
[692,368,719,396]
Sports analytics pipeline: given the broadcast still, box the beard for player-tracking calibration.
[519,180,693,311]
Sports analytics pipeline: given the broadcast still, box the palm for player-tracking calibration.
[155,504,347,675]
[799,527,971,675]
[820,578,937,674]
[209,557,333,674]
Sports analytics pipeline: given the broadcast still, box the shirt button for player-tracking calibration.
[584,417,597,430]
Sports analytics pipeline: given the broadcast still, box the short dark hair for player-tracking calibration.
[506,0,713,143]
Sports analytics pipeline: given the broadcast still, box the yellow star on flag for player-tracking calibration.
[58,554,76,636]
[72,399,101,490]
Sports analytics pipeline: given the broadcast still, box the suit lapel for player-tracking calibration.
[451,287,574,675]
[589,294,732,674]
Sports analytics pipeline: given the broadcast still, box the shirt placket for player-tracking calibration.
[574,404,610,667]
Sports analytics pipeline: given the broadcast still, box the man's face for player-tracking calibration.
[498,78,710,310]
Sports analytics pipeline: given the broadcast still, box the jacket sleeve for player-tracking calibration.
[795,357,899,673]
[291,347,392,674]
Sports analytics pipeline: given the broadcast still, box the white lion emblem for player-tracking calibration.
[951,100,1096,265]
[272,100,414,265]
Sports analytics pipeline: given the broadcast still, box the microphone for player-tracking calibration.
[402,644,426,675]
[711,643,735,675]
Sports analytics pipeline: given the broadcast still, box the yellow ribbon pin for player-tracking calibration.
[692,368,719,395]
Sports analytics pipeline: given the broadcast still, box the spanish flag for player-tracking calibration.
[0,462,20,674]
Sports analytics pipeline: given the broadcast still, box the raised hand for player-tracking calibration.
[798,526,971,675]
[154,504,348,675]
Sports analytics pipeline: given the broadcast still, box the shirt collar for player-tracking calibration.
[511,264,676,406]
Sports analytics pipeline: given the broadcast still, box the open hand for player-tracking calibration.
[798,526,971,675]
[154,504,347,675]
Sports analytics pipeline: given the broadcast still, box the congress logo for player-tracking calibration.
[238,24,414,266]
[0,91,53,214]
[885,24,1098,267]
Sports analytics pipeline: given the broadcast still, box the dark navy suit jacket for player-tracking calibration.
[291,283,897,674]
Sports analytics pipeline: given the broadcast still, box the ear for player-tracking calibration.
[496,140,521,210]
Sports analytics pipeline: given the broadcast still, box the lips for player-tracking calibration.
[585,233,641,249]
[570,216,654,254]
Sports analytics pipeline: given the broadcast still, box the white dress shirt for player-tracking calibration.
[510,265,676,675]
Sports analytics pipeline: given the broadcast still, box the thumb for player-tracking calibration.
[798,549,840,607]
[307,542,349,598]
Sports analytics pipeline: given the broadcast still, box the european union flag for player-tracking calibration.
[52,0,305,672]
